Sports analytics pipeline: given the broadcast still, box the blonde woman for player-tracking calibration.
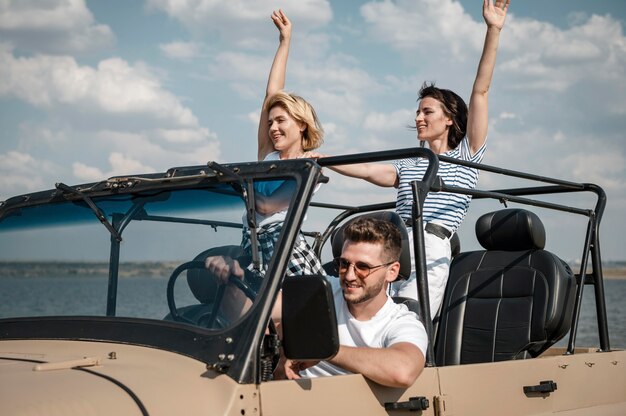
[207,10,325,280]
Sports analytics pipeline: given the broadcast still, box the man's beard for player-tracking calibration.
[343,278,385,305]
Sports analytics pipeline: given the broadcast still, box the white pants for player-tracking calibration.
[390,225,451,320]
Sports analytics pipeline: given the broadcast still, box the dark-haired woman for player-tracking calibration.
[307,0,510,318]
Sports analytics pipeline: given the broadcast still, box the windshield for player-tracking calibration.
[0,178,295,332]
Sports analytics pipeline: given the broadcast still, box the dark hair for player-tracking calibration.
[418,82,468,149]
[343,217,401,263]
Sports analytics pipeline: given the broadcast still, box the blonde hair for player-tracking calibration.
[265,91,324,151]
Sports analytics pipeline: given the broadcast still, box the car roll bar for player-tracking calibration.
[312,148,609,366]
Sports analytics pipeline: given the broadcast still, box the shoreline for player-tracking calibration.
[1,261,626,280]
[602,269,626,280]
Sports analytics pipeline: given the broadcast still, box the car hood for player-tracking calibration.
[0,339,255,416]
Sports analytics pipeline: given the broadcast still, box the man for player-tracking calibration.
[283,217,427,388]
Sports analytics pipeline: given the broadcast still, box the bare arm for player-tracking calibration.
[304,151,398,187]
[466,0,510,154]
[284,343,425,388]
[331,163,398,187]
[205,256,252,322]
[258,9,292,161]
[328,343,424,388]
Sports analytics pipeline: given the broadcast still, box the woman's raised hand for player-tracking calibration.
[483,0,510,30]
[271,9,292,42]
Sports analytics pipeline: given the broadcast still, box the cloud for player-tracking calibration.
[364,109,414,131]
[499,14,626,92]
[156,128,216,144]
[72,162,105,182]
[205,48,382,127]
[73,152,156,182]
[0,151,55,199]
[1,113,220,195]
[0,123,222,197]
[360,1,626,96]
[360,0,482,58]
[160,41,201,60]
[0,47,200,127]
[6,126,223,187]
[0,0,114,54]
[307,89,365,125]
[207,52,268,83]
[294,53,382,94]
[146,0,332,46]
[247,110,260,125]
[561,151,625,191]
[86,130,220,169]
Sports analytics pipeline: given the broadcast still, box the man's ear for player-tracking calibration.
[385,261,401,283]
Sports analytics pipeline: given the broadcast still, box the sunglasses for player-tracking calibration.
[334,257,395,279]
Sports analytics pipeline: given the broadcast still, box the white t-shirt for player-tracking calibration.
[301,277,428,378]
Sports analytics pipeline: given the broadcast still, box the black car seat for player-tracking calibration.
[434,208,576,365]
[323,211,419,315]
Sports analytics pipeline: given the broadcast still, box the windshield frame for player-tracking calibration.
[0,158,323,384]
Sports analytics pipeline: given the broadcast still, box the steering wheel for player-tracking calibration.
[166,260,256,328]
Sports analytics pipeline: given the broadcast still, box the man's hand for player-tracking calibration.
[205,255,244,283]
[283,359,319,380]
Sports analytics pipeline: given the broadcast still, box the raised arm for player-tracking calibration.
[466,0,510,154]
[258,9,292,161]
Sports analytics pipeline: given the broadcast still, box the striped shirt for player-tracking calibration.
[393,138,486,233]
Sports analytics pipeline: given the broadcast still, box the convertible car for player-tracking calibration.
[0,147,624,415]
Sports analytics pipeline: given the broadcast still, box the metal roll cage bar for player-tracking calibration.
[312,147,608,367]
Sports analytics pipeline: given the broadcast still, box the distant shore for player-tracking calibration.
[0,261,180,278]
[1,261,625,280]
[603,268,626,280]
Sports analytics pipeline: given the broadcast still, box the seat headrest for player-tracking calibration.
[330,211,411,280]
[476,208,546,251]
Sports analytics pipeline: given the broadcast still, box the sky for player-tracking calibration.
[0,0,625,262]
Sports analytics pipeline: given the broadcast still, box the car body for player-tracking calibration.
[1,148,624,415]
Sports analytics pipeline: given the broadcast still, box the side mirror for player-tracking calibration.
[281,275,339,360]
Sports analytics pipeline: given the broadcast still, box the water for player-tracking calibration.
[0,276,624,349]
[0,275,197,321]
[555,279,626,349]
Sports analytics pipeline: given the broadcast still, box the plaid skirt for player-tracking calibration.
[241,222,325,277]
